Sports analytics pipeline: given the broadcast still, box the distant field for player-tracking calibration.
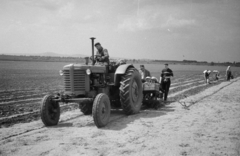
[0,61,240,127]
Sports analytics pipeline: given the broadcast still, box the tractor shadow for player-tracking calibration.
[103,101,176,131]
[52,100,176,129]
[53,122,73,127]
[49,114,95,128]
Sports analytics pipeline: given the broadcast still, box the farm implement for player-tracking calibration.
[40,38,162,128]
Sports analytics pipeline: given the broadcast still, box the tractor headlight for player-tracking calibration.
[86,69,91,75]
[59,70,64,76]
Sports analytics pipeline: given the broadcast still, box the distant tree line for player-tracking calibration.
[183,60,197,63]
[0,54,85,63]
[0,54,239,67]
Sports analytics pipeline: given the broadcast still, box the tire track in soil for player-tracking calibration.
[0,89,62,97]
[171,77,224,87]
[168,78,225,99]
[0,88,62,95]
[168,83,207,98]
[171,78,201,86]
[0,112,84,141]
[170,78,223,91]
[0,98,42,106]
[170,80,204,90]
[171,74,202,83]
[0,93,53,103]
[0,108,127,141]
[175,78,239,109]
[0,103,79,124]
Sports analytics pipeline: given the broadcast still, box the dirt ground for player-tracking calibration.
[0,78,240,156]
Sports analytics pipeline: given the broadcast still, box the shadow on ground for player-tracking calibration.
[51,100,177,130]
[102,102,176,131]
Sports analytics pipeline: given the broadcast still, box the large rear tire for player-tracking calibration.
[120,67,143,115]
[40,95,60,126]
[92,93,111,128]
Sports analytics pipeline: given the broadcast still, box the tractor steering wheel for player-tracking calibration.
[90,55,101,61]
[94,55,102,61]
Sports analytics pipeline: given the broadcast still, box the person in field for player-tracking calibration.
[226,66,232,81]
[139,65,151,82]
[213,70,220,81]
[203,70,211,84]
[159,64,173,102]
[91,42,110,65]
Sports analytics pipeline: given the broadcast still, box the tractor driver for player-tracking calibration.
[93,42,110,65]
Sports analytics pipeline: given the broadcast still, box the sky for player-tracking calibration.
[0,0,240,62]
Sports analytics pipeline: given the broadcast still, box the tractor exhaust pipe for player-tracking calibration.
[90,37,95,65]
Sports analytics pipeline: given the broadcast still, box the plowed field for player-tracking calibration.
[0,61,239,127]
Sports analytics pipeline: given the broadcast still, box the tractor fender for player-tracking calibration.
[114,64,134,86]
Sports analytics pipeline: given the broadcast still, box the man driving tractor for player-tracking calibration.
[90,42,110,65]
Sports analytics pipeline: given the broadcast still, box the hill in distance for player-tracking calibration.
[0,52,87,58]
[38,52,88,58]
[37,52,62,57]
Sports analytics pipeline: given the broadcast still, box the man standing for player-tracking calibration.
[93,42,110,65]
[139,65,151,82]
[160,64,173,101]
[226,66,232,81]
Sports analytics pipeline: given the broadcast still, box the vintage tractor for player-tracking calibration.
[40,37,143,128]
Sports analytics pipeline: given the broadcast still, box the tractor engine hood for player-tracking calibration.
[63,63,106,73]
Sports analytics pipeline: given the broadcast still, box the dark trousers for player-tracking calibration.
[227,73,231,81]
[162,80,171,101]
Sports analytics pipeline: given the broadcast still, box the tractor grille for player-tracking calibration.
[64,69,85,94]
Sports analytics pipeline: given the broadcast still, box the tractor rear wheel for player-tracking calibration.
[92,93,111,128]
[79,100,93,115]
[120,67,143,115]
[40,95,60,126]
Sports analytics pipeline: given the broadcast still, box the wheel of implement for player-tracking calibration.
[40,95,60,126]
[119,67,143,115]
[92,93,111,128]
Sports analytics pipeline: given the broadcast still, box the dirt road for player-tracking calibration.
[0,78,240,156]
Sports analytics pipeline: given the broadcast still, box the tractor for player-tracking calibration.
[40,37,143,128]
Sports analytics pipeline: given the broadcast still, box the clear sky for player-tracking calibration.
[0,0,240,62]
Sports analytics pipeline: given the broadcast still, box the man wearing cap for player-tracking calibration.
[139,65,151,82]
[93,42,110,65]
[159,64,174,102]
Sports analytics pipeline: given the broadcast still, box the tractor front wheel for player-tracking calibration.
[92,93,111,128]
[40,95,60,126]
